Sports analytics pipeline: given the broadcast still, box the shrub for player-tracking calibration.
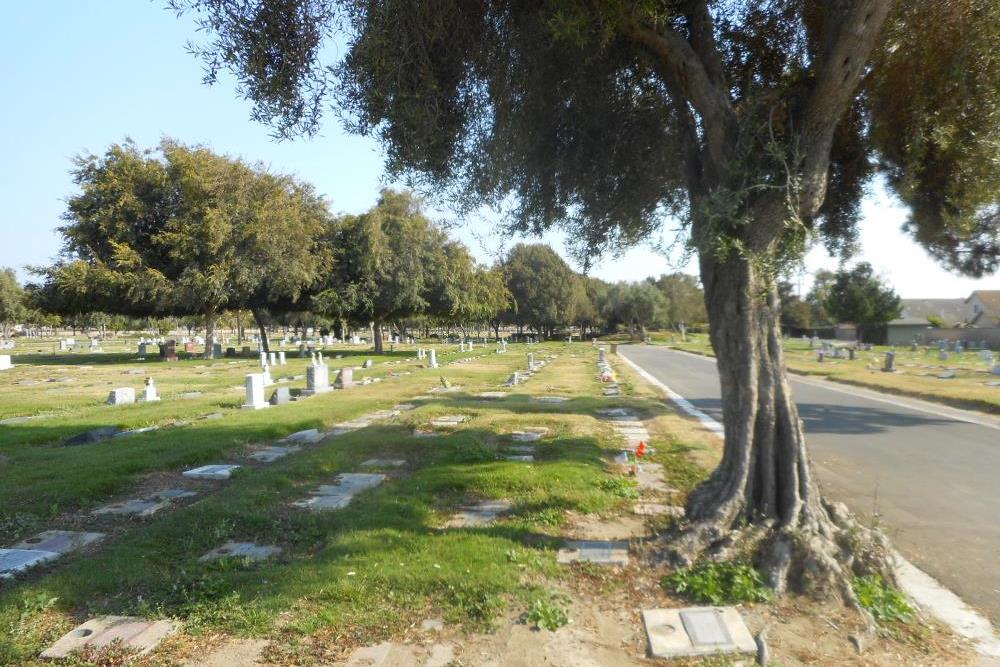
[662,561,771,605]
[852,575,914,624]
[525,597,569,631]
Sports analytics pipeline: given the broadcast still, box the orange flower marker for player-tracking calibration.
[636,441,647,458]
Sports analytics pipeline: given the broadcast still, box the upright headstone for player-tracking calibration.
[883,351,895,372]
[428,349,438,368]
[468,341,474,351]
[141,377,160,402]
[184,342,196,354]
[269,386,291,405]
[848,348,856,361]
[107,388,136,405]
[298,342,308,358]
[242,373,269,409]
[527,352,535,370]
[212,342,223,358]
[138,342,148,357]
[159,340,178,361]
[598,347,607,364]
[0,355,12,370]
[460,342,466,352]
[268,351,277,367]
[304,363,331,395]
[278,351,286,365]
[334,367,353,389]
[939,350,949,361]
[363,359,374,368]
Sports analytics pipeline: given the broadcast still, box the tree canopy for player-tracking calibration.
[501,243,580,338]
[823,262,902,342]
[37,139,331,355]
[0,268,25,338]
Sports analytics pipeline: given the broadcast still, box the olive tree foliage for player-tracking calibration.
[822,263,901,343]
[0,268,26,337]
[169,0,1000,599]
[38,140,331,356]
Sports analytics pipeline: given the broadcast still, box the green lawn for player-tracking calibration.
[0,340,714,665]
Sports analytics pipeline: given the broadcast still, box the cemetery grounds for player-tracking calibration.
[0,339,974,665]
[658,333,1000,415]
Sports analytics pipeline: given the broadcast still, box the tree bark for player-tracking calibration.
[373,318,384,353]
[252,308,270,354]
[204,305,217,359]
[666,250,892,601]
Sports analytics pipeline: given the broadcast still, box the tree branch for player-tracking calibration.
[684,0,728,91]
[625,18,736,179]
[798,0,892,216]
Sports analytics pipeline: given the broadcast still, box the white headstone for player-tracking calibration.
[305,364,331,395]
[278,351,286,365]
[242,373,269,409]
[334,367,353,389]
[0,355,11,370]
[106,387,136,406]
[460,342,466,352]
[428,349,438,368]
[268,351,277,366]
[142,377,160,402]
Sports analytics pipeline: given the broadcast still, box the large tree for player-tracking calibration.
[501,243,580,338]
[315,189,463,352]
[43,140,330,356]
[823,263,902,343]
[171,0,1000,599]
[650,272,707,328]
[0,268,25,338]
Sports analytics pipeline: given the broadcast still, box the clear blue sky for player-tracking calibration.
[2,1,996,298]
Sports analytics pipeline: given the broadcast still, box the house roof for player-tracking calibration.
[967,290,1000,326]
[889,299,968,327]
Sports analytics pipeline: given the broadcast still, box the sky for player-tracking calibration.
[1,1,996,298]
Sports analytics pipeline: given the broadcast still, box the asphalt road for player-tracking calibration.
[621,345,1000,625]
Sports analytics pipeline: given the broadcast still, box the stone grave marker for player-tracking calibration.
[12,530,104,554]
[269,386,291,405]
[106,387,136,405]
[293,473,386,511]
[504,454,535,462]
[334,367,353,389]
[883,351,896,372]
[199,542,282,563]
[477,391,508,399]
[428,349,438,368]
[0,355,12,370]
[0,549,60,578]
[444,500,512,528]
[535,396,569,403]
[40,616,178,660]
[182,464,241,480]
[360,458,407,468]
[282,428,324,444]
[278,351,286,364]
[510,428,547,442]
[142,377,160,402]
[159,340,178,361]
[305,362,331,395]
[242,373,270,409]
[63,426,121,446]
[642,607,756,659]
[248,445,299,463]
[92,498,168,517]
[556,540,629,565]
[430,415,468,428]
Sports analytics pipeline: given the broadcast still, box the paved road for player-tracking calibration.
[622,345,1000,625]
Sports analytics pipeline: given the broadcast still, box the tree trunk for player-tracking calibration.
[204,306,217,359]
[667,251,892,602]
[373,318,384,354]
[252,308,270,353]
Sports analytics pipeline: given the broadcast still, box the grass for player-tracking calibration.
[654,332,1000,414]
[0,338,716,665]
[852,575,915,625]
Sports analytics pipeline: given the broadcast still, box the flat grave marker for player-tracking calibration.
[199,542,282,563]
[182,464,241,480]
[642,607,756,659]
[556,540,629,566]
[40,616,179,660]
[360,458,407,468]
[12,530,104,555]
[444,500,512,528]
[248,445,300,463]
[0,549,60,578]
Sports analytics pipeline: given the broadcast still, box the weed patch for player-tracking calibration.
[662,561,771,605]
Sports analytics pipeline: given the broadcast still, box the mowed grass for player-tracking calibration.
[0,341,717,665]
[659,332,1000,414]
